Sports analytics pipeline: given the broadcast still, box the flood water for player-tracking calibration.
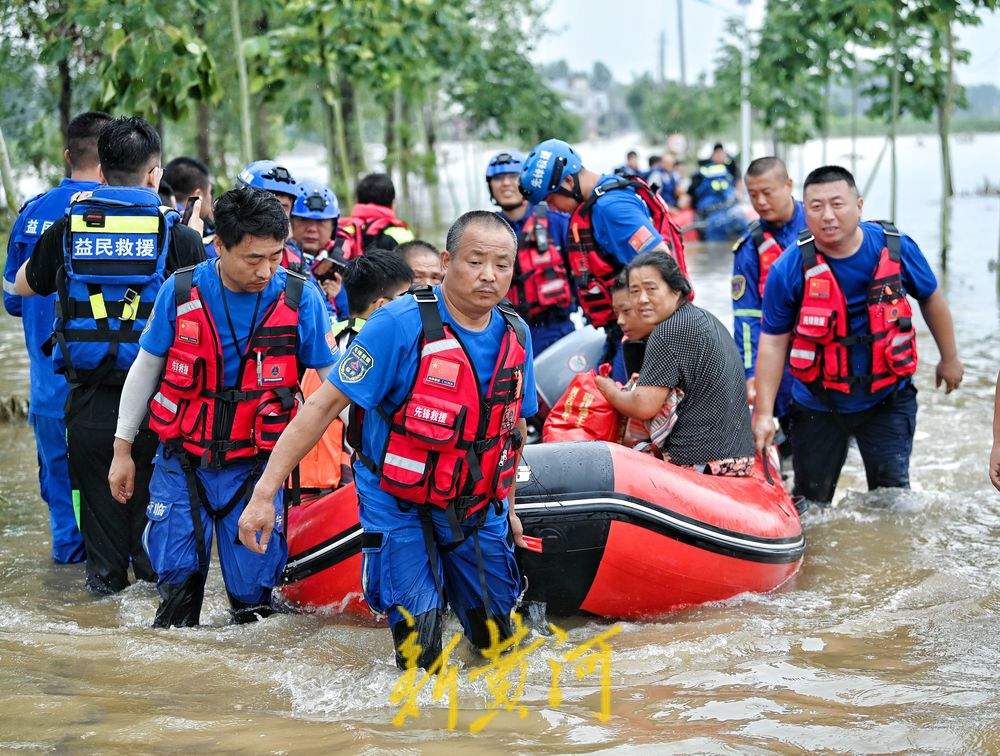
[1,134,998,752]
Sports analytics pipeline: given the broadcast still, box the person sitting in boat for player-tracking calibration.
[596,251,755,476]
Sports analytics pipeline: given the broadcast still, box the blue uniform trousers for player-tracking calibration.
[144,446,287,626]
[529,316,575,357]
[788,383,918,504]
[29,413,85,564]
[360,495,522,664]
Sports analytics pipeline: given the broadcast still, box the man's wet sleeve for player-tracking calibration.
[328,308,403,411]
[731,238,763,378]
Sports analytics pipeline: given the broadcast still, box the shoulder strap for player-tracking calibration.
[581,177,631,214]
[732,220,760,254]
[411,285,445,342]
[497,301,527,349]
[875,220,901,261]
[283,269,306,311]
[174,266,196,307]
[797,229,818,270]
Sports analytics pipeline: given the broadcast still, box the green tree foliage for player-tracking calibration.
[626,73,734,146]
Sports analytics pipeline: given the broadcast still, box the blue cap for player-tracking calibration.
[486,150,525,180]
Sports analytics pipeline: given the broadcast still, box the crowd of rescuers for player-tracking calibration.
[4,114,965,666]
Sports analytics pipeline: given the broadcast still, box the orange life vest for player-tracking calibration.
[788,222,917,395]
[356,287,527,524]
[507,204,572,320]
[567,176,689,327]
[148,266,303,467]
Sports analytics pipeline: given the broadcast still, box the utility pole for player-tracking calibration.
[677,0,687,86]
[738,0,751,172]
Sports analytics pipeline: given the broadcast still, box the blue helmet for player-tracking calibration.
[236,160,298,197]
[291,179,339,221]
[485,150,524,180]
[519,139,584,204]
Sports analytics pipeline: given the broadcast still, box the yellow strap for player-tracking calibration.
[70,214,160,234]
[89,292,108,321]
[384,225,415,244]
[120,294,139,321]
[742,322,753,370]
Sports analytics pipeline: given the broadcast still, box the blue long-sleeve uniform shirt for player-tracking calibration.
[4,178,101,418]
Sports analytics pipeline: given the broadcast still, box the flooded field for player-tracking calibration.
[0,133,998,752]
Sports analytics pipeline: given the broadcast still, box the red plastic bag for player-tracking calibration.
[542,365,625,443]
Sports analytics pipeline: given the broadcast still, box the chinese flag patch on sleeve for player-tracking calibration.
[628,226,654,252]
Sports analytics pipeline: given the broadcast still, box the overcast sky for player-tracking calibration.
[532,0,1000,87]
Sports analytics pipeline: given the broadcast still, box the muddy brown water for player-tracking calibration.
[1,136,998,752]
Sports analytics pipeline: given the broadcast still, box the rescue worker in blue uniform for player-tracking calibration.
[108,187,336,626]
[486,150,575,355]
[3,111,111,564]
[731,156,806,435]
[290,179,349,317]
[163,157,215,257]
[15,116,207,594]
[689,143,748,242]
[519,138,689,383]
[754,165,964,505]
[239,211,536,670]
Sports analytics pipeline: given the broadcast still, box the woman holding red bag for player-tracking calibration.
[596,252,755,476]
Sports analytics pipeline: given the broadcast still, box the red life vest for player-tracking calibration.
[282,242,305,273]
[749,222,782,297]
[507,203,572,320]
[337,204,411,260]
[567,176,689,327]
[788,221,918,395]
[148,266,304,467]
[356,287,527,523]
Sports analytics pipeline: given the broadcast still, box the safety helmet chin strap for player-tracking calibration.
[553,173,584,204]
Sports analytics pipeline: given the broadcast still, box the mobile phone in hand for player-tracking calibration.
[181,196,200,225]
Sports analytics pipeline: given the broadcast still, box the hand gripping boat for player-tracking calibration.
[279,442,804,619]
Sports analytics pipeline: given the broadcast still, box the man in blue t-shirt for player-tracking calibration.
[486,150,575,355]
[732,156,806,441]
[108,187,336,627]
[3,111,110,564]
[238,211,537,670]
[754,165,964,505]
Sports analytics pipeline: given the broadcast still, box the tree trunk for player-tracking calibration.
[339,78,365,178]
[392,87,407,218]
[320,97,338,191]
[252,12,270,161]
[196,103,211,165]
[889,10,901,221]
[384,100,396,177]
[821,77,831,165]
[399,92,414,223]
[229,0,253,165]
[938,18,955,270]
[58,57,72,176]
[253,100,270,161]
[316,23,352,203]
[0,125,20,217]
[850,52,859,177]
[422,94,442,230]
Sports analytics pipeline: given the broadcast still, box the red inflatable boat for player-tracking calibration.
[279,441,804,619]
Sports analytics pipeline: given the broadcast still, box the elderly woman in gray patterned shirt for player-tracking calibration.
[596,252,756,476]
